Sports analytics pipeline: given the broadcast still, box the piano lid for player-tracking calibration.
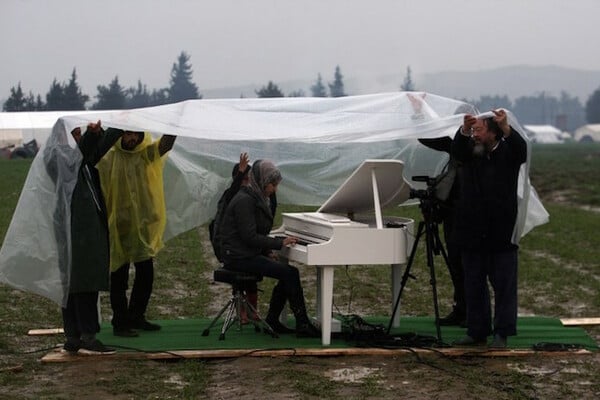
[318,159,411,215]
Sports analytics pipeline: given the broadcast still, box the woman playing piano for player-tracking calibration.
[219,159,320,338]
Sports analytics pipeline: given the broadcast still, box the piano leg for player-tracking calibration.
[317,266,334,346]
[391,263,403,328]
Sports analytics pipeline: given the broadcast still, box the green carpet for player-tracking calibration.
[96,316,598,353]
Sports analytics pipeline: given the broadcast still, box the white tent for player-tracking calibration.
[0,110,106,147]
[523,124,564,144]
[574,124,600,142]
[0,128,22,148]
[0,92,549,307]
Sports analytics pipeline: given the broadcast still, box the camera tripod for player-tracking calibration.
[386,196,450,342]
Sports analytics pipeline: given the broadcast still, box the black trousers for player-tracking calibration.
[462,248,518,339]
[62,291,100,339]
[224,255,309,324]
[110,258,154,328]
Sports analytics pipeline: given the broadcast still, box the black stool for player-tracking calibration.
[202,268,278,340]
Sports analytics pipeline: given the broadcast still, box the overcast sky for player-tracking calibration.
[2,0,600,101]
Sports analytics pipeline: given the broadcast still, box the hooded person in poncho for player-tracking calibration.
[45,121,123,354]
[97,130,176,337]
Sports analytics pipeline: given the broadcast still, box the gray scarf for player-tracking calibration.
[248,159,281,204]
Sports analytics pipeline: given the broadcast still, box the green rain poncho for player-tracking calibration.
[98,132,167,271]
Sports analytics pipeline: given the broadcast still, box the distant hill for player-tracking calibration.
[201,65,600,103]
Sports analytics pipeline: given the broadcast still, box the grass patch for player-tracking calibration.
[0,143,599,399]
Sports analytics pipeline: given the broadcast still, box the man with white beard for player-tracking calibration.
[450,109,527,349]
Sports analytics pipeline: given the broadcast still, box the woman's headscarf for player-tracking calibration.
[248,159,281,203]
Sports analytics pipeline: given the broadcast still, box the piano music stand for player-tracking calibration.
[387,184,448,343]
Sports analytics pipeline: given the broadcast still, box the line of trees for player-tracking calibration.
[469,92,589,132]
[3,51,200,112]
[2,52,349,112]
[4,51,600,128]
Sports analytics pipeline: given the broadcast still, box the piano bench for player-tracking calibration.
[213,267,263,289]
[202,268,277,340]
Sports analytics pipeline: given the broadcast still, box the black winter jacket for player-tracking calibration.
[220,186,284,263]
[450,127,527,251]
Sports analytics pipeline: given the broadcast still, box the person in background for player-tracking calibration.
[418,137,466,328]
[98,130,176,337]
[210,152,258,323]
[219,159,320,337]
[45,121,123,354]
[438,159,467,328]
[451,109,527,348]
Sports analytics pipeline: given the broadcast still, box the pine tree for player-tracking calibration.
[328,66,346,97]
[62,68,89,110]
[127,80,151,108]
[585,87,600,123]
[168,51,200,103]
[288,89,305,97]
[255,81,284,98]
[400,66,415,91]
[149,88,170,106]
[310,73,327,97]
[34,94,45,111]
[45,79,65,111]
[93,76,127,110]
[24,92,36,111]
[2,83,26,111]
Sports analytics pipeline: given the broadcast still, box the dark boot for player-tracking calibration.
[265,283,295,334]
[439,306,466,327]
[246,290,259,320]
[240,292,250,325]
[287,288,320,338]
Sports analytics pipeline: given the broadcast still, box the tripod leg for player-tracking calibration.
[202,300,233,336]
[426,221,443,342]
[387,221,425,334]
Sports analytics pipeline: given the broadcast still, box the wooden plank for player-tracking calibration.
[40,346,593,363]
[560,318,600,326]
[0,364,23,373]
[28,328,64,336]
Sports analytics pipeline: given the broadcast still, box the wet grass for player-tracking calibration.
[0,143,599,399]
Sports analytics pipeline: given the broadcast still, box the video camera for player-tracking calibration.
[409,169,455,204]
[409,176,438,201]
[411,136,457,204]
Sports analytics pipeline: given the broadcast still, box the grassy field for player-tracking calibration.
[0,143,599,399]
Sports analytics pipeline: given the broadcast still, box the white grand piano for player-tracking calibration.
[276,159,414,345]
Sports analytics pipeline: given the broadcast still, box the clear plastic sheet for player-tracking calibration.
[0,92,549,306]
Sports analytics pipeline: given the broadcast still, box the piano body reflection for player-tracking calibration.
[276,159,414,345]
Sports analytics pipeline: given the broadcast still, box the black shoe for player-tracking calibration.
[265,318,296,334]
[131,319,161,331]
[79,339,116,355]
[452,335,487,347]
[295,322,320,338]
[113,327,139,337]
[490,334,507,349]
[62,339,81,354]
[438,309,466,327]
